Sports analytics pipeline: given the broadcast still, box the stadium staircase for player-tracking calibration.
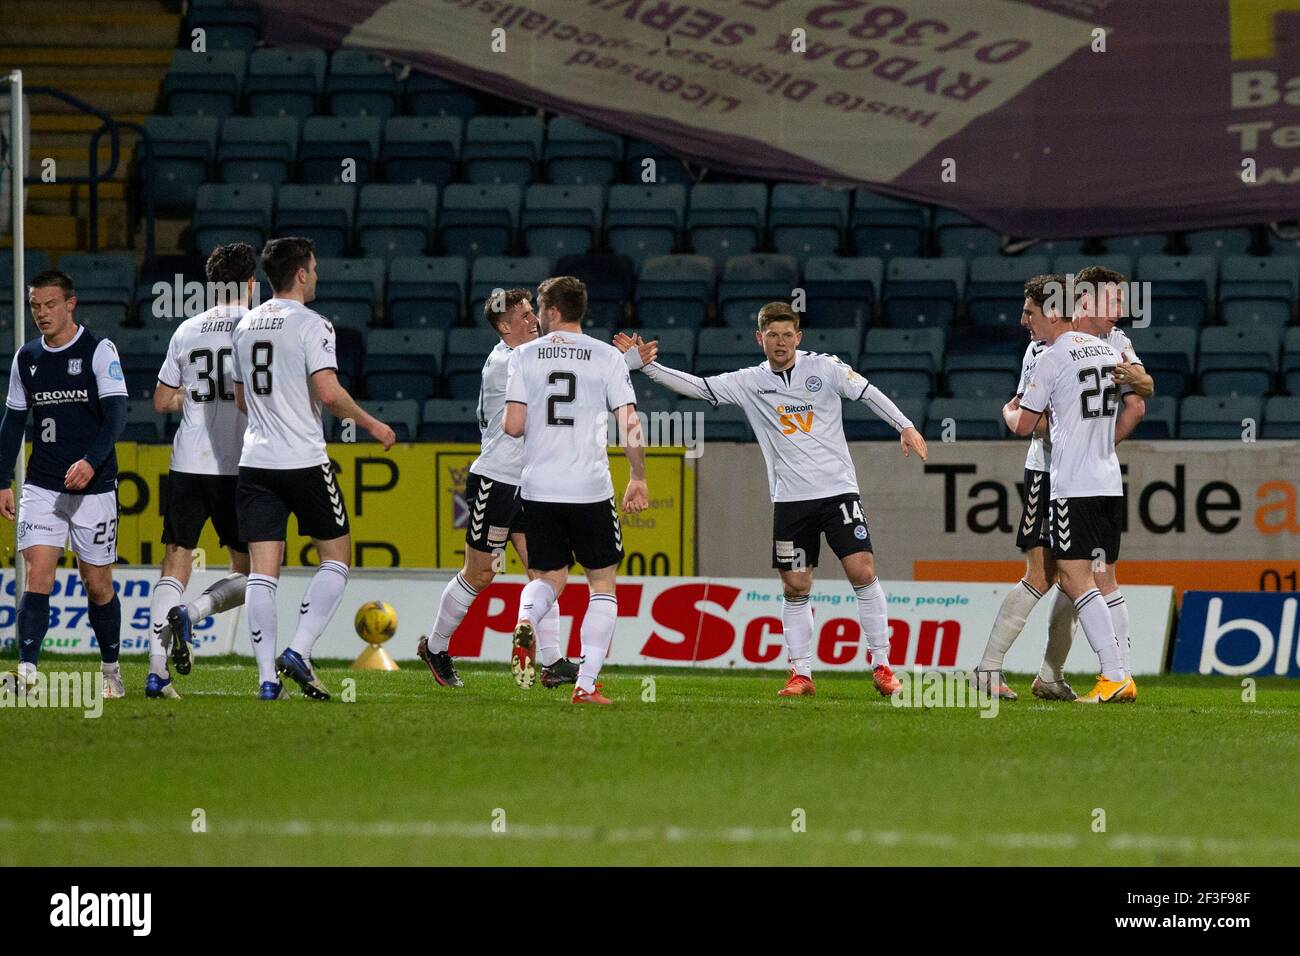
[0,0,179,256]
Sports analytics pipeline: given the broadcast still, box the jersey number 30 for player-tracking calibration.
[188,347,235,403]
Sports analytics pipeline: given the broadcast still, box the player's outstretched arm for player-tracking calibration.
[857,382,927,460]
[616,402,649,513]
[312,369,396,450]
[1115,392,1146,444]
[0,404,29,520]
[612,332,722,404]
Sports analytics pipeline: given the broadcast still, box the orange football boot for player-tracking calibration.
[873,663,902,696]
[777,671,816,697]
[572,683,612,705]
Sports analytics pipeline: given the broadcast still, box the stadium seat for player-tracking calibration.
[115,328,172,392]
[605,184,686,266]
[0,251,52,305]
[468,257,552,317]
[1128,325,1197,399]
[800,328,859,366]
[404,74,478,119]
[1218,255,1298,330]
[461,116,545,185]
[1197,326,1279,396]
[218,116,297,186]
[633,380,677,408]
[1138,254,1216,326]
[1132,395,1178,439]
[883,257,965,327]
[1262,396,1300,438]
[363,330,444,401]
[1105,233,1170,257]
[1284,327,1300,393]
[698,403,753,442]
[634,327,694,372]
[123,399,163,444]
[274,184,356,258]
[623,138,692,185]
[184,2,260,52]
[934,208,1002,258]
[843,396,928,440]
[718,254,798,328]
[859,369,931,401]
[443,328,500,399]
[357,183,438,260]
[418,399,480,441]
[325,49,401,118]
[967,255,1050,327]
[944,366,1019,400]
[1179,395,1262,439]
[381,116,461,186]
[924,397,1006,440]
[163,50,245,117]
[300,116,382,185]
[802,256,881,328]
[192,182,273,259]
[851,189,926,259]
[349,399,419,441]
[696,328,758,377]
[635,255,714,329]
[437,183,522,259]
[386,257,467,329]
[1182,228,1255,258]
[687,183,767,260]
[59,253,136,325]
[862,327,944,387]
[544,116,623,185]
[141,115,219,209]
[1034,238,1093,258]
[245,48,326,118]
[313,257,385,331]
[522,184,604,260]
[769,184,848,261]
[556,253,635,328]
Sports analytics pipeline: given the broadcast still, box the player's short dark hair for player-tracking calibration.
[1023,274,1065,308]
[28,270,75,298]
[757,302,800,330]
[206,242,258,285]
[483,287,532,333]
[1075,264,1127,286]
[537,276,587,325]
[260,237,315,294]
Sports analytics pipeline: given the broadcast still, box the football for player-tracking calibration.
[353,601,397,644]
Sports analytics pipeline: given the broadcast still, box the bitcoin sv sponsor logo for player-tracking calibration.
[776,403,814,434]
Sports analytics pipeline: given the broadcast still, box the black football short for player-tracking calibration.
[162,470,245,552]
[772,492,873,570]
[1049,495,1123,564]
[464,471,525,555]
[237,462,351,543]
[1016,468,1052,552]
[523,497,623,572]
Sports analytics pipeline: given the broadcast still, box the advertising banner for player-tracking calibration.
[1171,590,1300,677]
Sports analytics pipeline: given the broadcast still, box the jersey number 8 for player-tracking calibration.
[251,341,274,396]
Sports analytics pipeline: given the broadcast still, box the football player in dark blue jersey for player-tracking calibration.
[0,271,129,697]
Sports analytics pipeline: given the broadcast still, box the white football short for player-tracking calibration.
[16,483,119,565]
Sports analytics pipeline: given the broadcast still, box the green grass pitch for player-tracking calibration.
[3,656,1298,866]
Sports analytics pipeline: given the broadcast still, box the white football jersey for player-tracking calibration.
[1106,327,1140,365]
[700,351,896,503]
[505,331,635,503]
[1020,331,1124,499]
[231,298,337,470]
[1016,340,1050,473]
[470,340,523,485]
[157,304,247,475]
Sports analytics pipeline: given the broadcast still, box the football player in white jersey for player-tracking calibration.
[617,302,928,698]
[145,243,257,699]
[231,238,396,701]
[503,276,649,705]
[415,288,581,691]
[1012,294,1144,703]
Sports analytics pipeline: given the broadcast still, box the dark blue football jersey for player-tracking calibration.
[6,326,130,495]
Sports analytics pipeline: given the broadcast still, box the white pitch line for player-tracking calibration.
[0,818,1296,857]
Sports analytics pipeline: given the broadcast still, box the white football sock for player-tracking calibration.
[428,572,479,654]
[1039,587,1076,683]
[18,661,36,681]
[190,572,248,620]
[781,594,814,678]
[576,592,617,693]
[536,602,562,667]
[149,575,184,677]
[1105,590,1131,674]
[519,578,557,631]
[289,560,349,657]
[853,577,893,668]
[1074,588,1124,682]
[245,573,280,684]
[978,579,1042,670]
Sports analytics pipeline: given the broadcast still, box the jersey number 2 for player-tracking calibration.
[546,371,575,426]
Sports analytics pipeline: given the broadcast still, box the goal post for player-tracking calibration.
[3,70,26,599]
